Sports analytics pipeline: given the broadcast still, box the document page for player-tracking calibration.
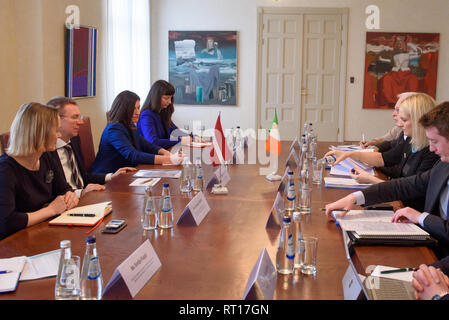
[20,250,60,281]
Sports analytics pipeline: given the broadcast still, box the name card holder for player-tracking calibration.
[102,240,161,299]
[265,192,284,229]
[289,136,300,152]
[206,165,231,194]
[285,148,299,170]
[276,168,289,195]
[177,191,211,226]
[242,248,277,300]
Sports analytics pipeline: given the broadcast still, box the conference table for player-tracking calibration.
[0,141,437,300]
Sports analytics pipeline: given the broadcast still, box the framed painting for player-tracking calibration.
[169,31,237,106]
[65,25,97,98]
[363,32,439,109]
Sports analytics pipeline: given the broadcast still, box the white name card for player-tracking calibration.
[276,169,289,195]
[206,165,231,191]
[103,240,161,299]
[285,149,299,169]
[266,192,284,229]
[289,137,300,151]
[342,265,364,300]
[177,191,211,226]
[242,248,277,300]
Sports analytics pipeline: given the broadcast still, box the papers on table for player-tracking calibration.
[1,249,61,293]
[328,145,375,177]
[330,158,375,177]
[134,169,181,179]
[335,210,430,240]
[330,145,374,152]
[371,265,414,282]
[20,250,60,281]
[0,256,26,293]
[182,141,212,148]
[129,178,161,187]
[324,177,372,190]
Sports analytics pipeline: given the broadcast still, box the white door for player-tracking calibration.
[258,9,345,141]
[260,14,302,140]
[302,14,342,141]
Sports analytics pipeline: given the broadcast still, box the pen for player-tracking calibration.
[141,178,153,185]
[380,268,416,274]
[68,213,96,217]
[0,270,13,274]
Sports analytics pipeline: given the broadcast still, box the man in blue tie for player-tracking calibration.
[325,101,449,253]
[47,97,136,197]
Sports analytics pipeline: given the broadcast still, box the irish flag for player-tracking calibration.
[265,110,281,156]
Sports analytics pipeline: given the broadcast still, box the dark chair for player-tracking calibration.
[78,116,95,171]
[0,132,10,154]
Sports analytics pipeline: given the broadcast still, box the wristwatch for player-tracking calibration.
[432,291,449,300]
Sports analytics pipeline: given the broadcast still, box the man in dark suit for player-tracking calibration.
[47,97,136,197]
[325,102,449,254]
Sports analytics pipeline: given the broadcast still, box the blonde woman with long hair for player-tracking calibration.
[0,103,78,240]
[325,92,440,211]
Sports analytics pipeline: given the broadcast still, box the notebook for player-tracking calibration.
[0,256,26,293]
[48,201,112,226]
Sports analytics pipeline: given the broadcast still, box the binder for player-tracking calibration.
[346,230,438,247]
[335,210,438,247]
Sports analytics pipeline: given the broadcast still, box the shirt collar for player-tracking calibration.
[56,138,71,150]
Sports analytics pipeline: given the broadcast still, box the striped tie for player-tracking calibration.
[64,143,83,189]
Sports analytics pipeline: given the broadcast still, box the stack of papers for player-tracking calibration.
[129,178,161,187]
[0,256,26,293]
[134,169,181,179]
[330,145,374,152]
[334,210,430,240]
[330,157,375,177]
[0,250,61,293]
[324,177,372,189]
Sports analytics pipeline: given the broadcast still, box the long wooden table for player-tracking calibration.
[0,142,437,300]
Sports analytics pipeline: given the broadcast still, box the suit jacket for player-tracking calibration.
[49,136,106,187]
[89,123,162,174]
[136,109,181,149]
[362,160,449,249]
[378,137,440,211]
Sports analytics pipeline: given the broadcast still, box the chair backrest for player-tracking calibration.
[0,132,10,154]
[78,116,96,171]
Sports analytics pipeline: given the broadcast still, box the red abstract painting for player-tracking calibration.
[363,32,439,109]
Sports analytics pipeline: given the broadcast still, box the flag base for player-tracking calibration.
[212,184,229,194]
[266,173,282,181]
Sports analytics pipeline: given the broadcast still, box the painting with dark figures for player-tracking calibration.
[169,31,237,106]
[363,32,439,109]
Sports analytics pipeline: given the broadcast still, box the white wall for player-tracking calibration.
[151,0,449,141]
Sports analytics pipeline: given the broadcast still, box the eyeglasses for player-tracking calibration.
[61,114,84,121]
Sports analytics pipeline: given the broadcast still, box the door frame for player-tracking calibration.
[256,7,348,142]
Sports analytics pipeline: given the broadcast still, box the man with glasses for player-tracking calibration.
[47,97,136,197]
